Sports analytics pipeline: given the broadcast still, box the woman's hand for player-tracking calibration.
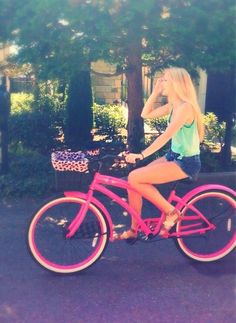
[153,77,164,96]
[125,153,143,164]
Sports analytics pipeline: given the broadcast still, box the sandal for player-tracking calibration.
[113,228,138,242]
[159,209,183,237]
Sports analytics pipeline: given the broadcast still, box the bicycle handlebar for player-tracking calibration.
[88,154,141,173]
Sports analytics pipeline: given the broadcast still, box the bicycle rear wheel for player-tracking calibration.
[176,190,236,262]
[28,196,109,273]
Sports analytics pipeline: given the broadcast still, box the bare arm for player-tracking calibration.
[141,103,192,158]
[141,99,170,119]
[141,77,170,119]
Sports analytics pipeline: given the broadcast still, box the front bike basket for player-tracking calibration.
[51,150,89,172]
[51,149,100,190]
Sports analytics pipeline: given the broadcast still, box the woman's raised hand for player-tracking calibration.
[153,77,164,97]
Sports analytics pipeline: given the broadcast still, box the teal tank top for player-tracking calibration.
[169,111,200,158]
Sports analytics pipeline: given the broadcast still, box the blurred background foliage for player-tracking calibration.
[0,0,235,197]
[0,90,230,198]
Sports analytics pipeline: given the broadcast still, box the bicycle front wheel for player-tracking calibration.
[28,196,109,273]
[176,190,236,262]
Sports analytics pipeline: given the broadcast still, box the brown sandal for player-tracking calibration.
[159,209,183,237]
[113,228,137,241]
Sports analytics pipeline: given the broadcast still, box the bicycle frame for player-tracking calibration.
[64,171,235,240]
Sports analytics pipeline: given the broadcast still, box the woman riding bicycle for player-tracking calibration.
[28,67,235,273]
[116,67,205,240]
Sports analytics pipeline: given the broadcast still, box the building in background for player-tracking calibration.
[91,60,123,105]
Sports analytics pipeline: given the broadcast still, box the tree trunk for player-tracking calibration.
[65,68,93,150]
[221,69,234,168]
[1,125,9,173]
[125,44,144,153]
[0,82,10,173]
[221,115,233,168]
[205,69,235,168]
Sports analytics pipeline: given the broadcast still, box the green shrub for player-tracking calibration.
[11,93,34,114]
[0,148,54,197]
[199,112,226,171]
[203,112,225,150]
[145,116,168,136]
[93,104,126,138]
[9,88,66,154]
[143,116,170,160]
[9,108,64,154]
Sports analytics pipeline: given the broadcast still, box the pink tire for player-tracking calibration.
[176,190,236,262]
[28,196,109,273]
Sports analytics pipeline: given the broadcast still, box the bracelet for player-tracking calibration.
[140,152,145,160]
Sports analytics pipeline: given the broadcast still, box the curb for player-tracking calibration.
[197,171,235,188]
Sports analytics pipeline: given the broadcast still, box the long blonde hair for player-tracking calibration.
[165,67,205,142]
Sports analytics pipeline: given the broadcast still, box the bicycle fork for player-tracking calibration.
[66,191,93,239]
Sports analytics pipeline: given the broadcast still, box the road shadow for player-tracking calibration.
[188,252,236,277]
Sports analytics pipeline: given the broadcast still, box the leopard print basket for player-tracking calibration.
[51,149,100,173]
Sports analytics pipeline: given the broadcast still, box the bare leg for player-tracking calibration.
[128,160,188,229]
[127,156,168,226]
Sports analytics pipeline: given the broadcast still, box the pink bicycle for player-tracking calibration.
[28,155,236,274]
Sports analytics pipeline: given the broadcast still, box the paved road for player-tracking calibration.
[0,185,235,323]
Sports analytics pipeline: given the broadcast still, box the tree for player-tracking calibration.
[68,0,235,154]
[68,0,163,151]
[1,0,235,156]
[205,70,236,168]
[146,0,235,164]
[0,0,101,148]
[176,0,236,166]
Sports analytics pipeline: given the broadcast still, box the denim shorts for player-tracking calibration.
[165,150,201,180]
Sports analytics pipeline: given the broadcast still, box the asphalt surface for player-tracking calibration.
[0,173,235,323]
